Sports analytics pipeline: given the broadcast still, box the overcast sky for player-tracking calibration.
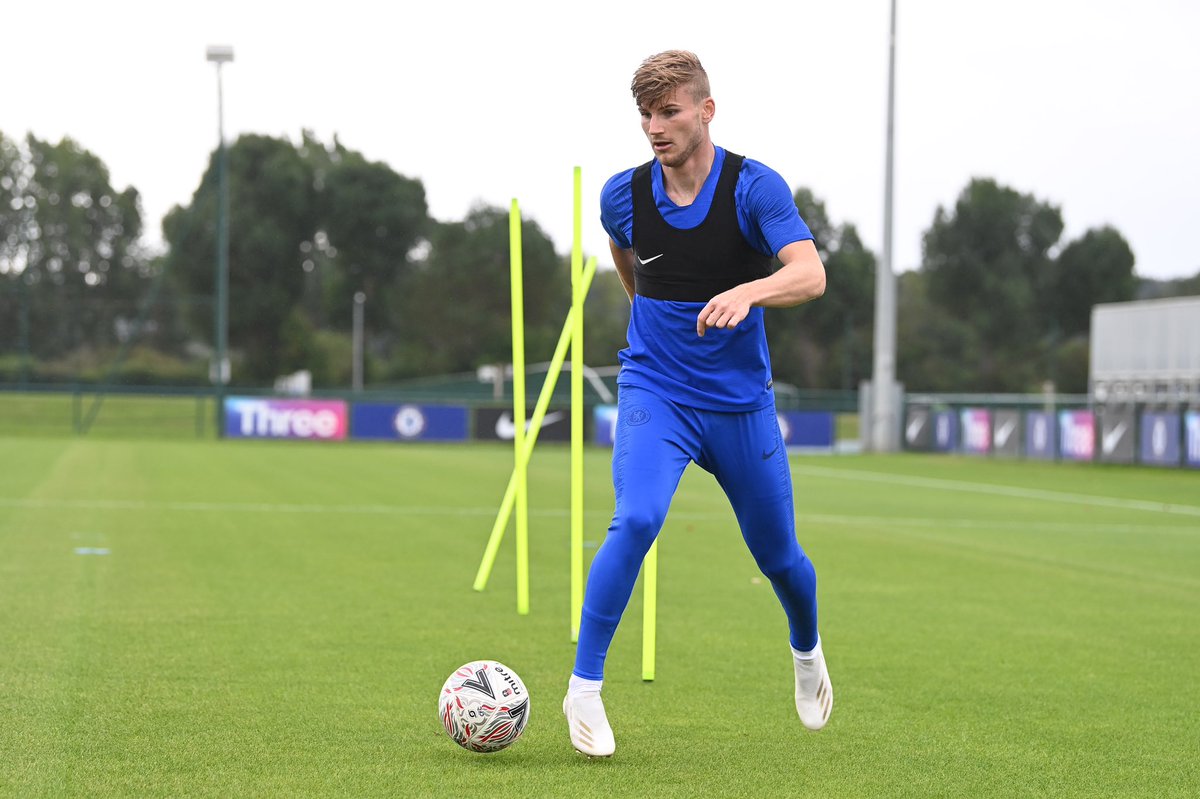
[4,0,1198,280]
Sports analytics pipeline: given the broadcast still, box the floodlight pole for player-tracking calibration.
[17,276,30,386]
[352,291,366,391]
[207,45,234,436]
[870,0,900,451]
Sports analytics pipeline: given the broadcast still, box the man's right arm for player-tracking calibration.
[600,168,638,303]
[609,240,637,303]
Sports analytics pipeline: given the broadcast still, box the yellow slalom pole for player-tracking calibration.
[570,166,585,643]
[642,539,658,681]
[509,200,529,616]
[473,257,599,593]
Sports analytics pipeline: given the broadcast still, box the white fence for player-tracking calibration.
[1091,296,1200,404]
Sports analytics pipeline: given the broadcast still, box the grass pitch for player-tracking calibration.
[1,437,1197,797]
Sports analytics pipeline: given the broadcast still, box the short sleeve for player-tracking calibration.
[600,168,637,250]
[735,159,813,258]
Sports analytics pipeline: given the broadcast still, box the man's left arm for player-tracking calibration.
[695,239,826,337]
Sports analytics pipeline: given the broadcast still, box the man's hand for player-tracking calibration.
[696,241,827,336]
[696,284,756,337]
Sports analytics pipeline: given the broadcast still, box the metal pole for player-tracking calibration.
[18,273,30,386]
[870,0,899,452]
[207,45,233,436]
[352,291,366,391]
[215,63,229,433]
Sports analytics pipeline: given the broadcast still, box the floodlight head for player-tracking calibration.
[206,45,234,64]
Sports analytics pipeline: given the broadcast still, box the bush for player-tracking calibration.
[0,346,209,387]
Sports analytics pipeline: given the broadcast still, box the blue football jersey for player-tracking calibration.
[600,146,813,411]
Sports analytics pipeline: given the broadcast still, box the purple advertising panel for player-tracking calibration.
[1139,412,1181,467]
[593,404,619,446]
[225,397,348,441]
[1186,411,1200,469]
[933,410,958,452]
[1024,411,1056,460]
[1058,410,1095,462]
[351,403,469,442]
[959,408,992,455]
[778,411,835,449]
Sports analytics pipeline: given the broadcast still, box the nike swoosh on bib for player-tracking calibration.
[637,253,664,264]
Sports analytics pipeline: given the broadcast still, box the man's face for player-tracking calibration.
[639,87,713,168]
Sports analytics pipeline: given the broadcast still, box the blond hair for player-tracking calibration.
[630,50,711,111]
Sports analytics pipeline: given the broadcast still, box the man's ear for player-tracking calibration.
[702,97,715,124]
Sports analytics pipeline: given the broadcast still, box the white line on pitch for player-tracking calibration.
[794,513,1198,536]
[0,497,519,515]
[790,464,1200,518]
[0,497,1195,536]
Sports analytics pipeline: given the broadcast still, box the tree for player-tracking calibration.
[304,133,431,331]
[1137,270,1200,300]
[583,269,632,367]
[921,177,1064,390]
[1046,226,1136,337]
[164,132,436,386]
[0,131,148,362]
[392,205,570,378]
[164,133,318,383]
[791,188,836,259]
[895,270,985,391]
[765,188,876,389]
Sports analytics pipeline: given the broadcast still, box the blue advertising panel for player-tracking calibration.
[933,410,958,452]
[225,397,347,440]
[1139,412,1181,466]
[1186,411,1200,469]
[1024,411,1056,460]
[1059,410,1095,462]
[778,411,835,449]
[959,408,992,455]
[593,405,619,446]
[351,403,469,442]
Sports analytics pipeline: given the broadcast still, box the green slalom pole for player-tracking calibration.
[642,539,658,681]
[473,256,598,594]
[570,166,585,643]
[509,200,529,616]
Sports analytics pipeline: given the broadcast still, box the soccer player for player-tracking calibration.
[562,50,833,758]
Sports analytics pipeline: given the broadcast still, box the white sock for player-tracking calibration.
[569,674,603,697]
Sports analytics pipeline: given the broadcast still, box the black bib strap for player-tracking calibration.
[631,151,772,302]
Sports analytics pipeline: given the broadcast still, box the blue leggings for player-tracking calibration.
[573,386,818,680]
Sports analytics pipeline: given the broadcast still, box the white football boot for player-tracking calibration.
[563,690,616,757]
[794,639,833,730]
